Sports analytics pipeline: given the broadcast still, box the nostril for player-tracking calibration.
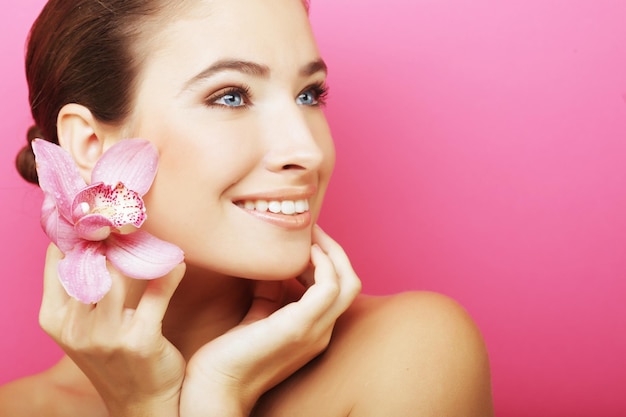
[282,164,305,170]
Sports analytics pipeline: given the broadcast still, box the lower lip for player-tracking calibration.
[239,207,312,230]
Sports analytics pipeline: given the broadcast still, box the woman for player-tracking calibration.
[0,0,493,415]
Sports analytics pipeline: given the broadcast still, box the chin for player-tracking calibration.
[232,231,314,280]
[240,248,311,281]
[185,241,312,281]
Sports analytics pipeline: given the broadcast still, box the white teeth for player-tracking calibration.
[281,201,296,215]
[239,199,309,215]
[268,201,282,214]
[295,200,308,213]
[256,200,269,212]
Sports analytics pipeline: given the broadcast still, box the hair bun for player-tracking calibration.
[26,125,44,143]
[15,125,44,185]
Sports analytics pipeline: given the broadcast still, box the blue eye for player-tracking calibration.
[215,91,245,107]
[297,90,317,105]
[297,83,329,106]
[206,86,251,108]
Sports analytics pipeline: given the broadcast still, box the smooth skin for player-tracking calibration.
[0,0,493,415]
[1,247,493,417]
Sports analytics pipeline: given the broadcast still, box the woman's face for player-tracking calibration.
[122,0,335,279]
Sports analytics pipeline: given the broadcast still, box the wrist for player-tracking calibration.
[107,392,181,417]
[180,372,250,417]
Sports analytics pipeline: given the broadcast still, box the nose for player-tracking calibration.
[262,104,326,173]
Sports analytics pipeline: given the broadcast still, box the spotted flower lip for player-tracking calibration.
[32,138,184,304]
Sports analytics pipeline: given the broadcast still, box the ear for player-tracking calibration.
[57,104,106,182]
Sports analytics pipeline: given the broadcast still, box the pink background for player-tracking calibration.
[1,1,625,415]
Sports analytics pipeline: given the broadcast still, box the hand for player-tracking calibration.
[180,225,362,417]
[39,244,186,417]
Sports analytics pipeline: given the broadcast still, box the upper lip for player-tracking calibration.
[232,185,317,203]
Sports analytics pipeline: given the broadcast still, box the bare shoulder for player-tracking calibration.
[255,291,493,416]
[0,357,106,417]
[341,292,494,416]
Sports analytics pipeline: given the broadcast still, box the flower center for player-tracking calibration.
[80,202,116,218]
[78,182,147,228]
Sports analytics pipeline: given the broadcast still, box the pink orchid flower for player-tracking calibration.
[32,138,184,304]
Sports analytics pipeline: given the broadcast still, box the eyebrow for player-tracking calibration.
[183,58,328,90]
[300,59,328,77]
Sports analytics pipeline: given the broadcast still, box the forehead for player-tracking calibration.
[140,0,319,80]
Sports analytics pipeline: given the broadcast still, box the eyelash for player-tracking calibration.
[204,85,252,109]
[304,82,330,107]
[204,82,330,109]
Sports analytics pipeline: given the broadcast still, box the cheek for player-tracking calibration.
[137,127,265,262]
[135,114,331,278]
[140,169,208,250]
[138,141,230,241]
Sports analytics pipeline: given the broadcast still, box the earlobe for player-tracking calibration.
[57,104,105,182]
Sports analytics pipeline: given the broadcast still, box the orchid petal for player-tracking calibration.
[58,242,111,304]
[73,182,146,228]
[91,139,158,196]
[41,192,56,221]
[106,231,184,280]
[41,194,81,252]
[40,193,60,245]
[74,214,114,241]
[32,139,86,221]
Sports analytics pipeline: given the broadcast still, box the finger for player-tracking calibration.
[254,244,341,352]
[60,298,98,340]
[134,262,186,326]
[39,244,74,338]
[275,244,338,323]
[41,243,70,309]
[90,263,135,326]
[312,225,361,302]
[312,225,352,275]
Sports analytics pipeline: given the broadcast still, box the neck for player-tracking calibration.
[161,264,255,361]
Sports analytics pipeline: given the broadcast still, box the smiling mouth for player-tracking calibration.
[235,199,310,216]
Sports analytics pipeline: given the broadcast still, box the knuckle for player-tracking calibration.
[57,322,91,352]
[61,332,142,358]
[314,330,332,352]
[287,323,312,345]
[122,336,153,357]
[339,271,362,300]
[38,308,64,337]
[319,279,341,300]
[347,274,362,297]
[38,311,54,334]
[282,320,333,355]
[281,320,316,347]
[37,309,160,360]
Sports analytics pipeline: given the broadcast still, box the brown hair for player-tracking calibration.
[15,0,175,184]
[15,0,310,185]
